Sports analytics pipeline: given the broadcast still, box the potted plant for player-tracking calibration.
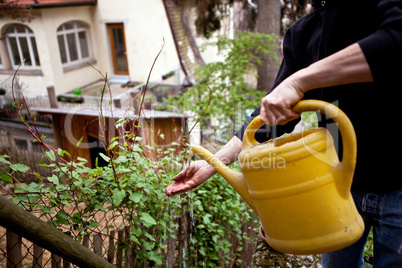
[57,88,84,103]
[143,95,155,109]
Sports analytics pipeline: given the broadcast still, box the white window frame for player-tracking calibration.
[57,21,91,67]
[5,24,40,70]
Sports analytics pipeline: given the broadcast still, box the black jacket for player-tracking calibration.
[235,0,402,191]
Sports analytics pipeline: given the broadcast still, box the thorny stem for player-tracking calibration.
[10,67,72,182]
[87,67,121,191]
[136,38,166,123]
[89,37,167,188]
[186,86,212,141]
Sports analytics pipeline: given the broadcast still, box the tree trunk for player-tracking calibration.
[256,0,281,92]
[233,1,251,34]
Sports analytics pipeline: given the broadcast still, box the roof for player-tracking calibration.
[6,0,97,8]
[31,107,189,119]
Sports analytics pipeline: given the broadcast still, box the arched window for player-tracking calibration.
[57,21,91,66]
[5,24,40,69]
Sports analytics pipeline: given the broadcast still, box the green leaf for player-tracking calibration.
[55,211,69,225]
[38,156,47,167]
[112,188,125,206]
[0,156,11,165]
[147,250,162,265]
[143,231,156,242]
[132,228,142,237]
[10,163,29,173]
[129,192,143,203]
[130,234,141,245]
[99,153,110,162]
[88,220,100,228]
[76,157,88,163]
[45,150,56,162]
[107,141,119,151]
[0,174,13,183]
[47,174,59,184]
[202,214,211,225]
[76,137,84,147]
[199,247,206,256]
[141,212,156,228]
[143,241,155,250]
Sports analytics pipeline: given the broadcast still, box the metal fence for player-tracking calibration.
[0,193,256,267]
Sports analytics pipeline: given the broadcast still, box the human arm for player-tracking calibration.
[259,43,374,126]
[165,136,242,196]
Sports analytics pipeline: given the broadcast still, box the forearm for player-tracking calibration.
[292,43,374,94]
[213,136,242,166]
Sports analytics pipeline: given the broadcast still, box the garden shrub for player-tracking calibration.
[1,121,255,267]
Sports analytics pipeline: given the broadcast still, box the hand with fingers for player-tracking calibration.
[260,77,305,126]
[165,160,216,196]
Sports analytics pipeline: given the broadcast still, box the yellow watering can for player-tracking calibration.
[192,100,364,254]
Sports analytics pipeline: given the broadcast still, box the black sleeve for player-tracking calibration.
[358,0,402,86]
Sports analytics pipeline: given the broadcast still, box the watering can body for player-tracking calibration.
[192,100,364,255]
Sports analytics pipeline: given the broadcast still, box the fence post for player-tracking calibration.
[107,230,116,264]
[63,258,70,268]
[6,230,21,268]
[82,234,90,248]
[178,206,190,267]
[116,228,124,268]
[125,226,136,268]
[93,233,103,256]
[51,254,61,268]
[166,217,177,268]
[32,244,44,268]
[0,195,115,268]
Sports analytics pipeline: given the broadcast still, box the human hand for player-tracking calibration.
[165,160,216,196]
[260,79,304,126]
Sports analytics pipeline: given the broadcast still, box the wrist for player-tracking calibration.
[290,68,313,95]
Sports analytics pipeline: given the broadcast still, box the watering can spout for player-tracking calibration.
[191,145,258,214]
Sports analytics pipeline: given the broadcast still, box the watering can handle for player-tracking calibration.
[243,100,357,172]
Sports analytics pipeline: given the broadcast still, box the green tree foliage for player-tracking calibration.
[168,31,279,139]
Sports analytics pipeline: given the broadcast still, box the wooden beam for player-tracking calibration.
[0,195,115,268]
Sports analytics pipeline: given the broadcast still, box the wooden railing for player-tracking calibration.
[0,195,114,268]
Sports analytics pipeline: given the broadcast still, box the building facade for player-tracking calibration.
[0,0,184,94]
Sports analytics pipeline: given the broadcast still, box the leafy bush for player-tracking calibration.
[184,162,256,267]
[1,109,254,267]
[3,140,254,266]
